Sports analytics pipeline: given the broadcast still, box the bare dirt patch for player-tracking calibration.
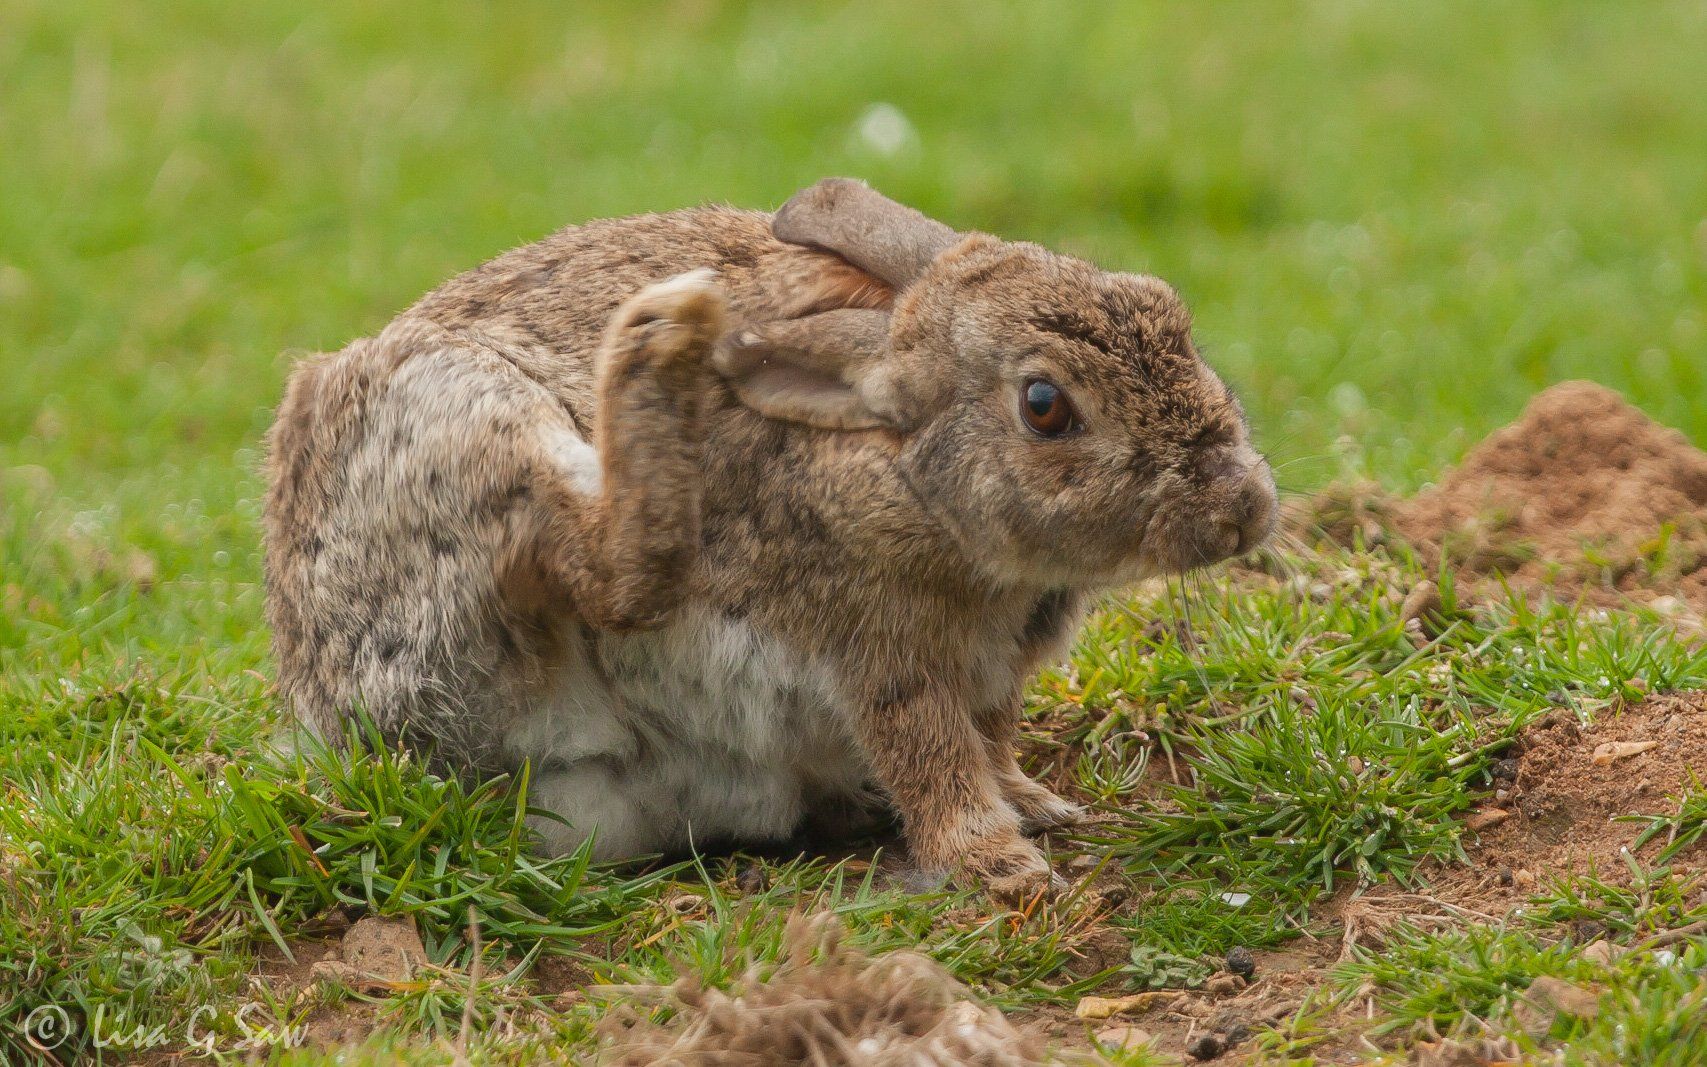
[1428,690,1707,914]
[1311,380,1707,620]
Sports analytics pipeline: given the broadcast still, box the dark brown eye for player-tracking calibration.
[1020,379,1080,437]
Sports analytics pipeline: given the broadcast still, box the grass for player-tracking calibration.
[1065,558,1707,898]
[1629,781,1707,865]
[1332,920,1707,1062]
[5,0,1707,1062]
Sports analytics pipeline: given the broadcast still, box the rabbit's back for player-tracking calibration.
[406,206,890,412]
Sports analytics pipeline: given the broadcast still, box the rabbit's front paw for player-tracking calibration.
[1007,780,1087,836]
[965,834,1063,904]
[914,828,1059,903]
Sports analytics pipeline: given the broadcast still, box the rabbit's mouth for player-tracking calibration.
[1141,456,1279,577]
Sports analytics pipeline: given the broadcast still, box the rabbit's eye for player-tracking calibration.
[1020,379,1081,437]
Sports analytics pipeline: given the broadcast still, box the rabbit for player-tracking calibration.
[263,178,1276,896]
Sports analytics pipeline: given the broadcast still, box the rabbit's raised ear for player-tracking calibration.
[773,179,959,288]
[713,309,908,431]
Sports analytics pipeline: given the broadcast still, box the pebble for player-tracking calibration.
[1466,808,1512,831]
[1399,579,1446,638]
[1187,1033,1227,1060]
[1591,740,1659,766]
[1226,945,1256,979]
[1204,972,1246,995]
[1094,1025,1155,1050]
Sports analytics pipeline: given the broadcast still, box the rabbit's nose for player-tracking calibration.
[1230,459,1278,555]
[1201,457,1276,561]
[1176,448,1278,570]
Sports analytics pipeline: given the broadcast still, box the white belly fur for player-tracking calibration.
[501,604,869,859]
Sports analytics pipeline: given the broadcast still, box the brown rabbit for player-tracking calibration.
[263,179,1275,896]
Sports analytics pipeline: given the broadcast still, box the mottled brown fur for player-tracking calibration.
[263,180,1274,895]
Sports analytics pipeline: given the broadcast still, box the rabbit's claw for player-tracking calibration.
[959,832,1061,903]
[1010,785,1088,837]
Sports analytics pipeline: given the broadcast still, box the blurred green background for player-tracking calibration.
[3,0,1705,665]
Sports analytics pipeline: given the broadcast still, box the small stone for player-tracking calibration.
[1515,975,1602,1036]
[1591,740,1659,766]
[1466,808,1512,831]
[735,864,770,894]
[1400,579,1447,638]
[663,892,706,915]
[1490,757,1520,781]
[1498,867,1515,887]
[1094,1025,1156,1050]
[1204,972,1246,995]
[1187,1032,1227,1060]
[1581,940,1621,967]
[1220,1021,1252,1046]
[1514,868,1537,889]
[339,916,426,983]
[1225,945,1256,979]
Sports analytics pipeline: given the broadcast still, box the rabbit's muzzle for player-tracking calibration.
[1163,449,1277,572]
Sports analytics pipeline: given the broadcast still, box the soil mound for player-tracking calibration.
[1433,692,1707,912]
[596,913,1049,1066]
[1394,380,1707,612]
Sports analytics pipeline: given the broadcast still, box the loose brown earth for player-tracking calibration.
[1314,380,1707,625]
[1431,690,1707,914]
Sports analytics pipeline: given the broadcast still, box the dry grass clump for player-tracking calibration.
[596,913,1052,1066]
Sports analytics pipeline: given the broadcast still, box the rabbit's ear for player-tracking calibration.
[773,179,959,288]
[714,309,905,431]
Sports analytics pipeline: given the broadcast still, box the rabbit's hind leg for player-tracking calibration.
[266,316,604,760]
[528,270,728,633]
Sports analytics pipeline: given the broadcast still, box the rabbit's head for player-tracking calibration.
[720,179,1275,587]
